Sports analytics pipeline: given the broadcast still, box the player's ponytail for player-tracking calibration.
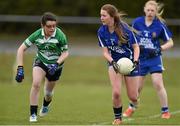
[156,2,165,23]
[114,12,128,44]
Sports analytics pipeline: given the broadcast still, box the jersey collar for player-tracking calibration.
[143,16,158,25]
[41,28,56,37]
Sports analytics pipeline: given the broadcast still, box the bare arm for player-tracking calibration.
[132,43,140,62]
[57,50,69,64]
[102,47,113,62]
[16,43,28,66]
[161,38,174,51]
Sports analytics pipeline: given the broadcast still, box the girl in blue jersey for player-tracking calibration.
[97,4,140,125]
[123,0,173,119]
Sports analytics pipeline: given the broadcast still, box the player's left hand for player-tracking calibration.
[139,45,145,53]
[47,63,59,75]
[149,48,161,57]
[131,60,139,72]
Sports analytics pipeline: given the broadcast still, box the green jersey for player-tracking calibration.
[24,28,68,66]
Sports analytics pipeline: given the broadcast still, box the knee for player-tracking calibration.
[32,81,41,91]
[44,90,53,101]
[128,92,138,103]
[112,91,120,100]
[154,83,164,91]
[129,95,138,103]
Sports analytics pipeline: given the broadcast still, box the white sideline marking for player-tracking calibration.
[93,110,180,125]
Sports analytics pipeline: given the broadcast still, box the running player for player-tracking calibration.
[97,4,140,125]
[123,0,173,119]
[15,12,69,122]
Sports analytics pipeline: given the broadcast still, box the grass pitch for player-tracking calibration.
[0,54,180,125]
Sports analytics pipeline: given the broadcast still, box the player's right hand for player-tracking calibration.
[111,60,119,73]
[139,45,145,53]
[47,63,59,75]
[15,66,24,83]
[131,60,139,72]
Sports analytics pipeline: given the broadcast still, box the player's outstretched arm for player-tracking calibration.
[16,43,27,66]
[15,43,27,83]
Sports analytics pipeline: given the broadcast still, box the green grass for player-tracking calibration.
[0,54,180,125]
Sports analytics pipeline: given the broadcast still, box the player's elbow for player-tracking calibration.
[169,39,174,47]
[17,44,26,54]
[63,50,69,59]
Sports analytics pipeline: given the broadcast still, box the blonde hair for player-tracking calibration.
[145,0,165,22]
[101,4,128,43]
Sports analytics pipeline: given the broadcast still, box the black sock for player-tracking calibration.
[161,107,169,113]
[43,97,52,107]
[30,105,38,115]
[129,102,136,108]
[113,106,122,119]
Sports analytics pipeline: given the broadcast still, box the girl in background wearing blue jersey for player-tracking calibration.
[15,12,69,122]
[123,0,173,119]
[97,4,140,125]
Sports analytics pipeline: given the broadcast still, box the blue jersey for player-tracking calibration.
[132,16,172,60]
[97,24,138,62]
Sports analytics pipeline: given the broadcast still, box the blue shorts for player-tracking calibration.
[126,65,140,77]
[139,56,164,76]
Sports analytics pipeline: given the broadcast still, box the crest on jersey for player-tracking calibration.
[152,32,157,38]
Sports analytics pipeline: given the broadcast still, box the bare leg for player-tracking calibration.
[29,66,45,122]
[44,78,56,102]
[39,77,57,117]
[151,73,168,107]
[30,67,45,105]
[123,76,145,117]
[125,76,139,104]
[109,66,123,122]
[108,67,123,107]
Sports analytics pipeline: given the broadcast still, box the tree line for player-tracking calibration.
[0,0,179,34]
[1,0,179,17]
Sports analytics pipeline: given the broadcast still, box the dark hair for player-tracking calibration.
[41,12,57,26]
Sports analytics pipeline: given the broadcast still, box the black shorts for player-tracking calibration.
[33,59,63,81]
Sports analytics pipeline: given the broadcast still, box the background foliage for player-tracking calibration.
[0,0,180,35]
[0,0,180,18]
